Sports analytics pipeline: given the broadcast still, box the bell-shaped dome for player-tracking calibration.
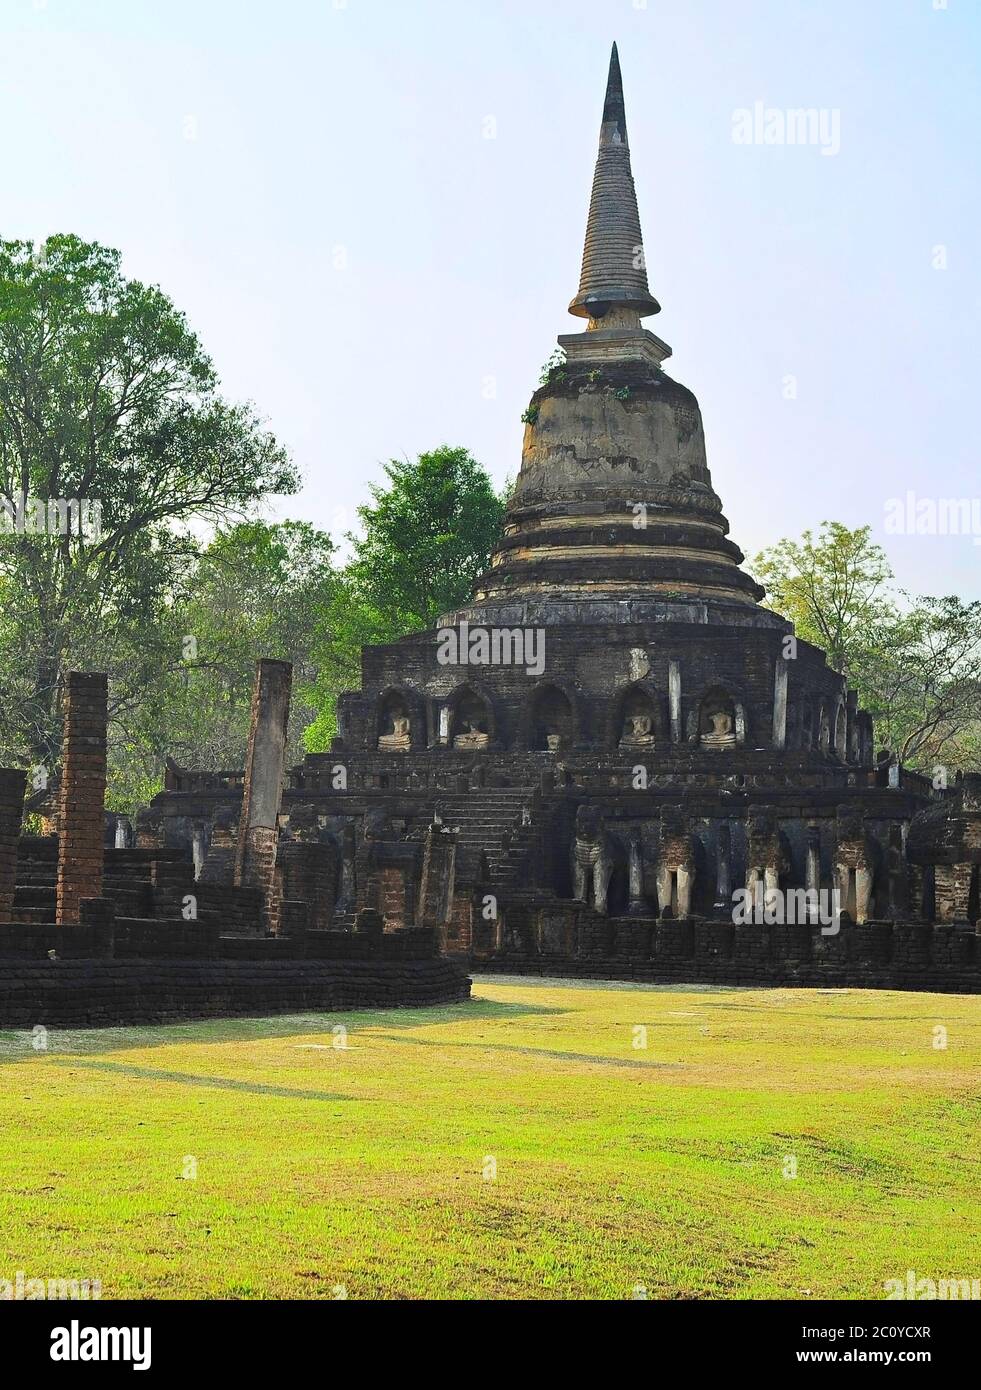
[472,44,763,613]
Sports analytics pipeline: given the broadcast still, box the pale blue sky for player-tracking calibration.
[2,0,979,597]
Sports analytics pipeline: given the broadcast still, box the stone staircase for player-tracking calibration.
[433,787,564,907]
[434,789,532,884]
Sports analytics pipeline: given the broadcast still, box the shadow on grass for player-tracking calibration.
[0,997,564,1066]
[368,1033,684,1070]
[51,1059,352,1102]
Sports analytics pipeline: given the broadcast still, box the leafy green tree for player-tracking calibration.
[344,445,507,632]
[106,521,337,810]
[0,234,297,775]
[753,522,981,771]
[859,595,981,768]
[752,522,893,680]
[302,446,507,750]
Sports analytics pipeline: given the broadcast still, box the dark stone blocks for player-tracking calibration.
[0,957,472,1029]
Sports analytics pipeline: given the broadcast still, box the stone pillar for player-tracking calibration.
[772,656,789,751]
[626,831,647,916]
[0,768,27,923]
[337,821,356,915]
[714,822,731,912]
[418,821,457,939]
[234,659,293,933]
[56,672,108,926]
[805,824,822,896]
[846,690,859,763]
[191,823,207,880]
[668,660,681,743]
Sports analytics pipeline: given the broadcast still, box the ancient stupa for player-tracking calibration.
[143,43,977,982]
[469,41,765,616]
[1,42,974,1036]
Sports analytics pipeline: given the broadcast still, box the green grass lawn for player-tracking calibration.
[0,977,978,1300]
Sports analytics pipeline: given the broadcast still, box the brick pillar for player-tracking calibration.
[418,821,457,944]
[0,768,27,922]
[234,659,292,933]
[55,672,108,925]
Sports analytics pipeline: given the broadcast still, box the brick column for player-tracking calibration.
[418,821,457,943]
[234,659,293,933]
[0,768,27,923]
[56,672,108,925]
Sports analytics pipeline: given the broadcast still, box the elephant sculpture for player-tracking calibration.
[834,806,882,924]
[572,805,617,915]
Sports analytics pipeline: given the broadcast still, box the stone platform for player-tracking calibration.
[0,915,471,1028]
[0,956,471,1029]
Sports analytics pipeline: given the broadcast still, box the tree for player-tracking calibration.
[752,522,893,680]
[859,596,981,768]
[303,446,508,750]
[344,446,507,632]
[752,522,981,772]
[0,234,298,776]
[106,521,338,811]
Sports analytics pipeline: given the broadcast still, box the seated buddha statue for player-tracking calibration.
[453,719,489,750]
[378,714,411,751]
[620,712,655,747]
[701,710,736,750]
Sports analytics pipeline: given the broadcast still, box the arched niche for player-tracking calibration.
[529,682,574,751]
[446,683,495,749]
[697,685,741,750]
[376,687,419,751]
[612,682,661,749]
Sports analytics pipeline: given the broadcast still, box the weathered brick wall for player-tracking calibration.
[0,956,471,1028]
[0,917,437,964]
[0,921,114,959]
[0,769,27,922]
[278,840,338,930]
[935,863,974,922]
[55,672,107,925]
[333,621,855,761]
[482,910,979,992]
[378,865,408,925]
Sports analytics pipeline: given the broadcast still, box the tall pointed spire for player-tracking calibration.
[568,42,660,322]
[600,39,628,145]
